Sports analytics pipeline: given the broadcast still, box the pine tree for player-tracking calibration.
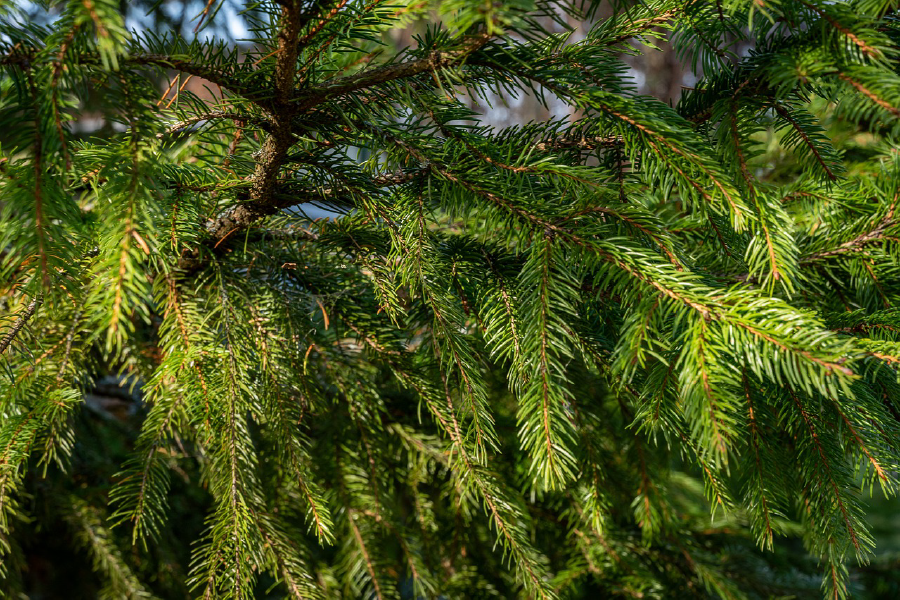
[2,0,900,597]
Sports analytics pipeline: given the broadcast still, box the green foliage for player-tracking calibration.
[2,0,900,598]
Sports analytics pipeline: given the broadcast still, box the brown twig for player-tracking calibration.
[533,134,622,152]
[127,54,260,103]
[156,111,272,138]
[297,0,350,47]
[0,296,43,356]
[802,215,897,263]
[836,73,900,118]
[292,32,492,113]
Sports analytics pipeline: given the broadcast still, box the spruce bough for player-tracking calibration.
[2,0,900,597]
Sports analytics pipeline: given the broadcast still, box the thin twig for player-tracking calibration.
[292,32,492,112]
[156,111,272,138]
[0,296,43,356]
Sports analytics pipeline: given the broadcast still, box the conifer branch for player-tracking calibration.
[6,1,900,596]
[244,1,305,211]
[788,389,863,552]
[772,103,838,181]
[836,72,900,117]
[293,32,492,112]
[347,511,385,599]
[797,0,879,58]
[297,0,350,47]
[533,134,622,151]
[127,54,259,100]
[602,10,679,47]
[802,211,897,263]
[0,296,42,356]
[157,111,273,138]
[176,169,417,270]
[741,372,776,549]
